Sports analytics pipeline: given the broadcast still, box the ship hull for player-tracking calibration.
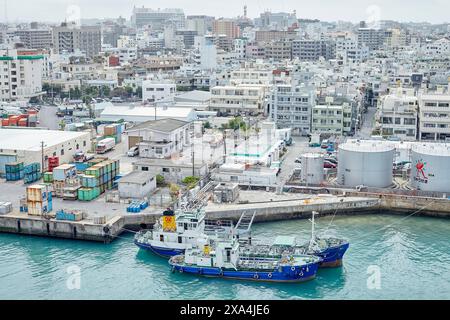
[134,240,185,258]
[314,242,349,268]
[169,260,319,283]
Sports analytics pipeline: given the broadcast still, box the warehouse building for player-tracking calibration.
[99,105,198,123]
[118,171,157,199]
[0,128,90,175]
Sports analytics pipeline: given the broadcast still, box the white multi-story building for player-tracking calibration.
[142,79,176,103]
[229,68,273,86]
[312,101,353,135]
[378,91,418,140]
[423,38,450,57]
[269,84,315,136]
[419,93,450,141]
[0,49,44,102]
[210,85,267,115]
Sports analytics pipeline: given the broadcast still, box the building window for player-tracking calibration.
[61,149,64,155]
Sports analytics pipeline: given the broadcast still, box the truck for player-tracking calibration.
[96,138,115,154]
[73,151,95,163]
[309,133,321,147]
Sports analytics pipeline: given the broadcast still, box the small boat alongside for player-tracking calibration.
[241,211,349,268]
[169,237,322,283]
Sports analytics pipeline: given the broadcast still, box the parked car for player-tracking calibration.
[294,158,302,163]
[321,139,330,149]
[127,146,139,157]
[324,157,338,165]
[324,160,337,169]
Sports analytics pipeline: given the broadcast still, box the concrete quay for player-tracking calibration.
[205,195,381,221]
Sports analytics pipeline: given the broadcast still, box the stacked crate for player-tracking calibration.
[104,123,124,143]
[78,159,120,201]
[52,164,77,198]
[55,209,83,221]
[26,184,53,216]
[24,162,42,184]
[5,162,24,181]
[43,172,53,183]
[62,177,81,200]
[47,156,59,172]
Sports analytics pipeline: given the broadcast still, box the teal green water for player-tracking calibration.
[1,214,450,300]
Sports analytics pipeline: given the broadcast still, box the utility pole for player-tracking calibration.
[41,141,45,174]
[191,140,195,177]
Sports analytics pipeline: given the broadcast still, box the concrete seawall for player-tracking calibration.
[0,213,124,243]
[1,192,449,243]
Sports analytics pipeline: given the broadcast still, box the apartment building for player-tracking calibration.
[0,49,44,102]
[419,93,450,141]
[60,63,100,80]
[292,40,336,61]
[263,40,292,61]
[52,23,102,57]
[378,92,418,140]
[357,28,386,51]
[230,68,273,85]
[13,29,53,50]
[268,84,315,135]
[312,102,353,135]
[254,30,297,42]
[210,85,267,115]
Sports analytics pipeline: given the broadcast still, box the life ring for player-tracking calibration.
[291,266,296,272]
[299,271,304,277]
[267,273,273,279]
[253,273,259,279]
[103,226,110,233]
[216,220,221,226]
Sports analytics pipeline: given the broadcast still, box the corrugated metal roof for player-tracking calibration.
[0,129,89,152]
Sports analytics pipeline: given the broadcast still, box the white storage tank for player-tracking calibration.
[337,140,394,188]
[301,153,324,185]
[410,144,450,192]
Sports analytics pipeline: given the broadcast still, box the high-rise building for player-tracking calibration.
[186,15,214,36]
[131,7,185,30]
[213,19,240,39]
[357,28,387,51]
[52,23,102,57]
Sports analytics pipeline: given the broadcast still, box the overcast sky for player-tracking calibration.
[2,0,449,24]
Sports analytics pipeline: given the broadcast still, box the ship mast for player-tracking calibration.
[309,211,318,250]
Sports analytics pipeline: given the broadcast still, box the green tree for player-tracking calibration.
[156,174,165,186]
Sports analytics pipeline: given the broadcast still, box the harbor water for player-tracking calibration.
[1,214,449,300]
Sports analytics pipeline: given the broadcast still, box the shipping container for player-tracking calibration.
[52,164,77,181]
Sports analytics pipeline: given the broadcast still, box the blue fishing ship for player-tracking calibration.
[169,237,321,283]
[249,211,349,268]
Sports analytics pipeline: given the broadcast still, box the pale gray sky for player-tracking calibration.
[2,0,449,24]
